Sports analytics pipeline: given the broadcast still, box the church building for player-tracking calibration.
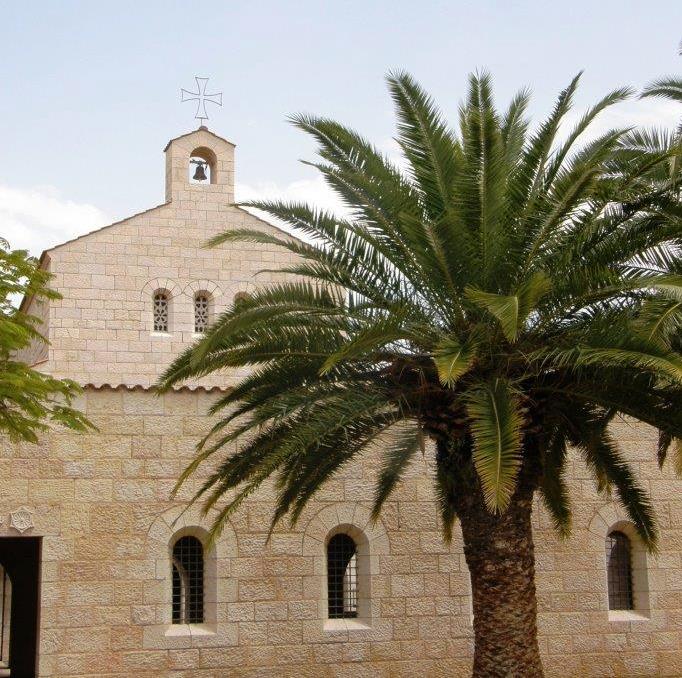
[1,126,681,677]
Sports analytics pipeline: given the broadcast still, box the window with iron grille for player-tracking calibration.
[153,291,169,332]
[194,293,210,333]
[171,536,204,624]
[327,533,358,619]
[606,531,634,610]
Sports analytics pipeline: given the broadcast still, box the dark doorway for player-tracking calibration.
[0,538,41,678]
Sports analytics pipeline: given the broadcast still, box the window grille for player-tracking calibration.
[171,536,204,624]
[194,293,210,333]
[327,533,358,619]
[606,531,634,610]
[153,292,169,332]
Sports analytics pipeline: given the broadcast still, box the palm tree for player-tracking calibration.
[642,77,682,104]
[158,72,682,677]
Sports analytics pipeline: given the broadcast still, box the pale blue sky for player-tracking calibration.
[1,1,681,253]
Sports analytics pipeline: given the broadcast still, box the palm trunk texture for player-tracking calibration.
[459,485,543,677]
[442,440,544,677]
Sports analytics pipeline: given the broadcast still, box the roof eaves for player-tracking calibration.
[163,127,236,152]
[45,201,170,254]
[82,382,229,394]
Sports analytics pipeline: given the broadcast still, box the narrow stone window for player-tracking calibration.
[153,291,169,333]
[194,293,211,333]
[172,536,204,624]
[327,533,358,619]
[606,530,634,610]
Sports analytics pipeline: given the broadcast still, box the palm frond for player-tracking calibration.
[466,379,524,512]
[641,77,682,103]
[371,420,422,521]
[432,335,477,386]
[466,270,551,341]
[538,431,571,538]
[577,425,658,550]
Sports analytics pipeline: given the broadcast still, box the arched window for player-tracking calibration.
[153,291,170,333]
[189,147,217,184]
[171,536,204,624]
[606,531,634,610]
[327,533,358,619]
[194,292,211,333]
[234,291,251,309]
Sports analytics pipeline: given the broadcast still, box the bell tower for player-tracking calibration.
[163,127,235,204]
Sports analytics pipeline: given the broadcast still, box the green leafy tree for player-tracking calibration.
[0,239,92,442]
[158,73,682,676]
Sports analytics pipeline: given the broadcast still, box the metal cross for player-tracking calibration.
[181,77,223,126]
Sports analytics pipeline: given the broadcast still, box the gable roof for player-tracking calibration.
[45,201,170,255]
[19,205,303,313]
[163,126,236,151]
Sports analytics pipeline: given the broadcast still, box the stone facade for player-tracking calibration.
[20,127,297,389]
[2,127,682,677]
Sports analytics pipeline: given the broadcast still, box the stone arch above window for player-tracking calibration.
[189,146,218,185]
[144,504,237,648]
[183,280,221,299]
[141,278,180,334]
[303,504,387,632]
[141,278,181,301]
[588,505,651,621]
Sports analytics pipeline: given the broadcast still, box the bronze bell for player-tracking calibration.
[191,160,208,182]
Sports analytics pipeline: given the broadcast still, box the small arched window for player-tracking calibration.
[234,291,251,309]
[153,291,170,333]
[194,292,211,333]
[327,533,358,619]
[171,536,204,624]
[189,147,217,184]
[606,531,634,610]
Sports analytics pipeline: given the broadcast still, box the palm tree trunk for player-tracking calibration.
[457,474,543,677]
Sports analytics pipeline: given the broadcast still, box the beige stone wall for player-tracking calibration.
[33,127,299,389]
[1,387,681,677]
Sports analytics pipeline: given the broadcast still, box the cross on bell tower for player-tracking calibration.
[181,77,223,127]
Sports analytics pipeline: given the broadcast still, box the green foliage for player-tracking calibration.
[432,336,476,386]
[465,271,551,343]
[466,379,523,512]
[642,77,682,104]
[0,240,93,442]
[159,72,682,551]
[640,78,682,188]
